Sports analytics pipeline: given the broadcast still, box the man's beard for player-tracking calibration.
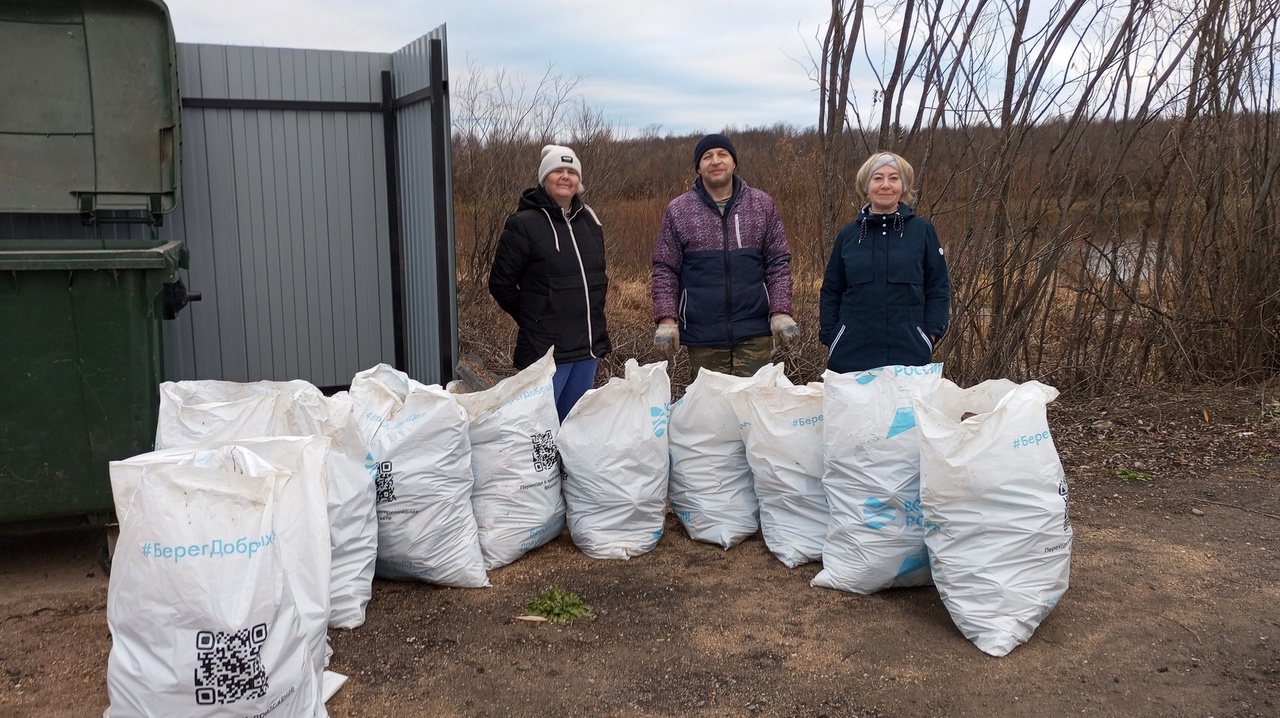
[703,173,732,192]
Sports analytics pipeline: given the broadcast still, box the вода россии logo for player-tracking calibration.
[861,497,897,530]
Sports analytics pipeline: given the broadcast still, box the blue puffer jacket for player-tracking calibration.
[819,203,950,373]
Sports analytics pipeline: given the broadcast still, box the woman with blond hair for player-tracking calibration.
[819,151,950,373]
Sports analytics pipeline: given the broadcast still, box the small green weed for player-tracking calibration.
[1115,467,1153,482]
[524,585,592,624]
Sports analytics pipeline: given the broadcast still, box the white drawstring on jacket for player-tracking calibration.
[539,208,561,252]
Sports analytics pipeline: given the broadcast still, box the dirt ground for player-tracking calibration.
[2,384,1278,718]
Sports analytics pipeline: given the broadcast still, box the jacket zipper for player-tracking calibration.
[721,210,734,347]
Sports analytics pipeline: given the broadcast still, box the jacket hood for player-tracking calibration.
[858,201,917,221]
[518,185,581,215]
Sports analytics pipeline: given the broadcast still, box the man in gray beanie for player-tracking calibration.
[651,133,798,377]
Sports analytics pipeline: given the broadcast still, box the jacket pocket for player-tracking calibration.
[518,289,550,327]
[845,258,873,286]
[828,325,846,356]
[543,275,591,341]
[887,241,924,284]
[916,326,933,351]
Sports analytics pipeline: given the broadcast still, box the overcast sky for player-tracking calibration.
[163,0,839,136]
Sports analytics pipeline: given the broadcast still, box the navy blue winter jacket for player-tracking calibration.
[819,203,950,373]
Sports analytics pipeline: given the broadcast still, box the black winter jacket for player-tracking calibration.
[819,203,950,373]
[488,187,611,370]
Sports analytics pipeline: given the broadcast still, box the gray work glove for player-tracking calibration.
[654,323,680,357]
[770,313,799,348]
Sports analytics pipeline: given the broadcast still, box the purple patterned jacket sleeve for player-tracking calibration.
[651,202,684,321]
[760,194,794,316]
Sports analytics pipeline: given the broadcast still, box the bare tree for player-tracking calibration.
[814,0,866,266]
[814,0,1280,389]
[451,60,595,302]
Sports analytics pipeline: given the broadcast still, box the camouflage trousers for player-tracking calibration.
[686,335,774,378]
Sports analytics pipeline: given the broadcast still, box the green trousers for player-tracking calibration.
[686,335,774,378]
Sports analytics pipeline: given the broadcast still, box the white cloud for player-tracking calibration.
[163,0,832,133]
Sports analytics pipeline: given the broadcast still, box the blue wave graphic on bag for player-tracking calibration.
[861,497,897,530]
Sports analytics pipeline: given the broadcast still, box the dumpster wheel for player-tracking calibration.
[98,525,119,577]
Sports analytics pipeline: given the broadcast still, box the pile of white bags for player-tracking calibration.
[452,350,566,569]
[812,364,945,593]
[668,364,788,548]
[118,351,1072,662]
[728,379,828,568]
[155,380,377,629]
[350,365,489,588]
[106,437,330,717]
[916,379,1072,656]
[560,359,671,559]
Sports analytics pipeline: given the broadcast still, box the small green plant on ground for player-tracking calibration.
[524,585,592,623]
[1115,467,1153,482]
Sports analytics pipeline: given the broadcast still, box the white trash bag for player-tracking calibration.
[916,379,1072,657]
[812,364,945,593]
[155,380,378,629]
[453,349,565,569]
[560,359,671,559]
[106,439,329,717]
[317,392,378,628]
[350,365,489,588]
[727,378,828,568]
[668,364,789,549]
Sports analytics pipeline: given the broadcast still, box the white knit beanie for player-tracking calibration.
[537,145,584,192]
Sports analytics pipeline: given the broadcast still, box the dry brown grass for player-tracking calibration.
[456,109,1280,390]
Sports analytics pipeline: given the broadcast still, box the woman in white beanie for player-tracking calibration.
[819,151,951,373]
[488,144,611,421]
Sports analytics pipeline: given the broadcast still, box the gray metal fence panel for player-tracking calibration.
[393,27,457,384]
[162,43,396,387]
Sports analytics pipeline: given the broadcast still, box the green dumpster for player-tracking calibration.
[0,0,187,527]
[0,240,184,524]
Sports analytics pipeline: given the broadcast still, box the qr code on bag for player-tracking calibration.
[194,623,269,705]
[375,460,396,504]
[530,430,558,473]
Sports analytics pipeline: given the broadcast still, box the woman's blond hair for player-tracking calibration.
[854,151,917,207]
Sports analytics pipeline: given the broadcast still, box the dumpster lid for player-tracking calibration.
[0,0,181,217]
[0,239,184,271]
